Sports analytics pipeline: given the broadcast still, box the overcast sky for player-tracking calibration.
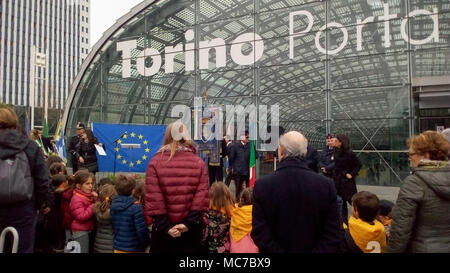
[90,0,143,46]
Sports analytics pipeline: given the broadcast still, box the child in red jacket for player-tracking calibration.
[69,170,97,253]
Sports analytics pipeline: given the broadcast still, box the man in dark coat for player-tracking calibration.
[228,133,250,199]
[305,145,320,173]
[251,131,343,253]
[0,107,53,253]
[67,122,86,173]
[318,134,336,178]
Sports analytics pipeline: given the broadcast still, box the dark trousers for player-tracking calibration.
[234,174,249,200]
[0,202,37,253]
[208,165,223,186]
[150,225,202,253]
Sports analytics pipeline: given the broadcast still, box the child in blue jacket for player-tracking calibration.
[110,174,149,253]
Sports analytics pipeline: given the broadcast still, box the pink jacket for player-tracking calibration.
[69,189,95,231]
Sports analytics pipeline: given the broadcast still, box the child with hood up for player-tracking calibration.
[230,188,259,253]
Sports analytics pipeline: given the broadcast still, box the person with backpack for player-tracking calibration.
[0,107,53,253]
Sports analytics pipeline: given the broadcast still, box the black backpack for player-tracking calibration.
[0,151,33,204]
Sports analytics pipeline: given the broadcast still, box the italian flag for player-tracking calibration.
[249,140,256,188]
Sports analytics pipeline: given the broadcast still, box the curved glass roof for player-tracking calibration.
[63,0,450,185]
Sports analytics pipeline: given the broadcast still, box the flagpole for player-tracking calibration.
[30,45,36,130]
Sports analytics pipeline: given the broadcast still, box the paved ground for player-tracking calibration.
[357,185,400,203]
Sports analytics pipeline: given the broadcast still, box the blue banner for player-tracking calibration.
[92,123,167,173]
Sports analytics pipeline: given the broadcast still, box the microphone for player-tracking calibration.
[114,131,128,142]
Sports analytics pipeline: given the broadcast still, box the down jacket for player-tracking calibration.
[388,160,450,253]
[144,144,209,224]
[93,203,114,253]
[69,189,95,231]
[110,195,149,252]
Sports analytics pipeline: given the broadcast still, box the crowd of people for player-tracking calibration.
[0,107,449,253]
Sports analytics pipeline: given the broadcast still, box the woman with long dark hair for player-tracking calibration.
[145,122,209,253]
[76,129,100,174]
[332,134,361,224]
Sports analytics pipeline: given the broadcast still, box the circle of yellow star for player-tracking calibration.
[142,155,147,160]
[138,134,143,139]
[117,155,122,159]
[143,140,148,145]
[129,162,134,167]
[137,160,142,165]
[117,139,122,144]
[131,132,136,137]
[123,134,128,139]
[145,148,150,153]
[114,147,120,152]
[122,159,127,164]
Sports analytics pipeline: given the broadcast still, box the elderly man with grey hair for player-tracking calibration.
[251,131,343,253]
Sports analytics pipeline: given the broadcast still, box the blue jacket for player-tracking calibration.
[251,157,343,253]
[110,195,149,252]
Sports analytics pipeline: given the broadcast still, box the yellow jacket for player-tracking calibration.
[348,216,387,253]
[230,204,253,242]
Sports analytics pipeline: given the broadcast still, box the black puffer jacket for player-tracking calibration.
[94,203,114,253]
[388,160,450,253]
[0,129,53,209]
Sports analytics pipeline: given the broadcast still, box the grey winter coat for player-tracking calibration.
[94,203,114,253]
[388,160,450,253]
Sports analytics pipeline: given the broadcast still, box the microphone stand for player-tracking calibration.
[113,132,127,176]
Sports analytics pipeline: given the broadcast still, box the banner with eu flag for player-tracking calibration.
[92,123,167,173]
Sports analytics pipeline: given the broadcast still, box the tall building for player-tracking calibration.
[0,0,90,123]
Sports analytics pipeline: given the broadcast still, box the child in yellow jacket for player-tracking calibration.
[230,188,259,253]
[341,191,386,253]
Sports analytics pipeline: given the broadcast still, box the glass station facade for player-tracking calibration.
[63,0,450,186]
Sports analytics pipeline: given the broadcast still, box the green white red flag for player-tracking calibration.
[249,140,256,188]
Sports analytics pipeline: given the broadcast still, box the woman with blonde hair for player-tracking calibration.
[388,130,450,253]
[145,122,209,253]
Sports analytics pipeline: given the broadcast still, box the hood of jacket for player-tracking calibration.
[348,216,387,253]
[0,129,29,159]
[111,195,136,212]
[230,204,253,242]
[94,203,112,220]
[413,160,450,201]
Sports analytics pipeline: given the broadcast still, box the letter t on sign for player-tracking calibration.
[117,40,137,78]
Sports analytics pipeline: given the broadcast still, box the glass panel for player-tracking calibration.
[331,86,410,120]
[412,47,450,78]
[356,151,409,187]
[326,19,409,58]
[259,62,325,95]
[407,11,450,50]
[331,117,409,151]
[200,69,254,98]
[330,0,407,27]
[150,75,195,102]
[330,52,409,89]
[259,0,321,12]
[150,101,192,125]
[146,0,195,33]
[199,0,253,23]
